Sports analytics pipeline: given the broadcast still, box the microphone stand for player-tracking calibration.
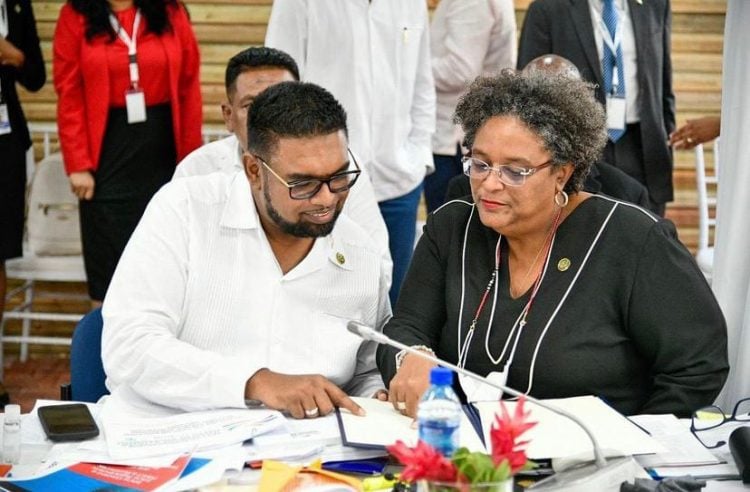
[347,321,641,492]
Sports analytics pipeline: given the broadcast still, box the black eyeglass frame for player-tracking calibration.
[689,397,750,449]
[254,149,362,200]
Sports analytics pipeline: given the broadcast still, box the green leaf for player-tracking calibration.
[452,449,513,483]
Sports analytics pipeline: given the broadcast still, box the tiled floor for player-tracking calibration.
[4,356,70,413]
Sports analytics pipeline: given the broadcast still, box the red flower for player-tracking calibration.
[490,396,537,473]
[387,440,461,482]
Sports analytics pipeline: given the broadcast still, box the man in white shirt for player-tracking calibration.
[102,82,391,418]
[265,0,436,305]
[174,47,392,286]
[425,0,517,213]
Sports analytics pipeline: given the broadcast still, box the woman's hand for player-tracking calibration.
[69,171,96,200]
[0,38,25,68]
[669,116,721,150]
[388,353,436,418]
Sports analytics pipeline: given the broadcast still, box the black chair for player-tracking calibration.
[60,308,109,402]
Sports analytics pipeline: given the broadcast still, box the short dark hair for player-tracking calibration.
[246,82,348,159]
[225,47,300,96]
[454,70,607,193]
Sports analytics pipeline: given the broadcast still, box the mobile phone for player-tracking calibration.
[37,404,100,442]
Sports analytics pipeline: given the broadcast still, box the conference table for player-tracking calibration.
[5,398,750,492]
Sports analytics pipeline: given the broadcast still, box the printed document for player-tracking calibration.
[104,408,285,459]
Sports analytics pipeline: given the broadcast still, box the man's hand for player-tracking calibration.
[245,369,366,419]
[0,38,25,68]
[387,353,435,418]
[69,171,95,200]
[669,116,721,150]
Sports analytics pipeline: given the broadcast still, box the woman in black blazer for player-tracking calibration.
[0,0,46,406]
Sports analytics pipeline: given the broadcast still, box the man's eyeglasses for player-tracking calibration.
[690,398,750,448]
[462,156,554,187]
[255,150,361,200]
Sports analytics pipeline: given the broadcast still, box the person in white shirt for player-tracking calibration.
[102,82,391,418]
[425,0,517,213]
[265,0,436,306]
[175,47,392,287]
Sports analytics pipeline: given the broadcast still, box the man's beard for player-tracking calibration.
[263,185,342,238]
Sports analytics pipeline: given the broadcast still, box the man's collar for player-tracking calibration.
[219,171,260,230]
[326,229,354,271]
[231,135,244,169]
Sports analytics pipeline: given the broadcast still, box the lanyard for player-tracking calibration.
[457,207,563,370]
[458,242,501,369]
[0,0,8,39]
[109,9,142,88]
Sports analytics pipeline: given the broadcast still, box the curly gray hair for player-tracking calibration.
[454,70,607,193]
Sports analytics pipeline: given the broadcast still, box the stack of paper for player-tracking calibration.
[630,414,741,480]
[473,396,665,460]
[10,400,286,491]
[630,414,720,467]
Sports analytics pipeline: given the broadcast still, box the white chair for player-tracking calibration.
[694,139,719,283]
[2,123,230,376]
[1,150,87,377]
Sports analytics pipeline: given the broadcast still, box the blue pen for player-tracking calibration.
[322,458,387,475]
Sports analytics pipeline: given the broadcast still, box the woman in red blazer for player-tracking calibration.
[53,0,202,302]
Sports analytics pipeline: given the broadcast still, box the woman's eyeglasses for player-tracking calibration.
[462,156,553,187]
[690,397,750,448]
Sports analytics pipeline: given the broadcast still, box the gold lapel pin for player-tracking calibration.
[15,3,22,13]
[557,258,571,272]
[336,252,346,265]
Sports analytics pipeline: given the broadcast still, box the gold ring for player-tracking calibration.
[304,407,319,417]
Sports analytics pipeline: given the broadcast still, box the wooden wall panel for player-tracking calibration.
[18,0,725,250]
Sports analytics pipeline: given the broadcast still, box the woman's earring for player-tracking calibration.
[555,189,569,207]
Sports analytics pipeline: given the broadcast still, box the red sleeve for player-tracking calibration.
[53,3,94,174]
[172,3,202,160]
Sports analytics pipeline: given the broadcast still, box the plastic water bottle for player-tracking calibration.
[418,367,461,457]
[3,404,21,464]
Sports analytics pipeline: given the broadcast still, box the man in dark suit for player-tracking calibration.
[518,0,675,215]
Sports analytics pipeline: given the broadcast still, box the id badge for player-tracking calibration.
[125,89,147,124]
[0,104,12,136]
[606,95,626,131]
[459,369,508,403]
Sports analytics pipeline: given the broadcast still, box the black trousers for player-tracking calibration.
[602,123,665,216]
[0,132,27,261]
[79,104,176,301]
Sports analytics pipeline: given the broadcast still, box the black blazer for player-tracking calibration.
[0,0,46,150]
[517,0,676,203]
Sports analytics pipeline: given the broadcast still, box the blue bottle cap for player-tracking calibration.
[430,366,453,385]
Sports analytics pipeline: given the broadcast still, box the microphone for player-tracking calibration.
[347,320,641,492]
